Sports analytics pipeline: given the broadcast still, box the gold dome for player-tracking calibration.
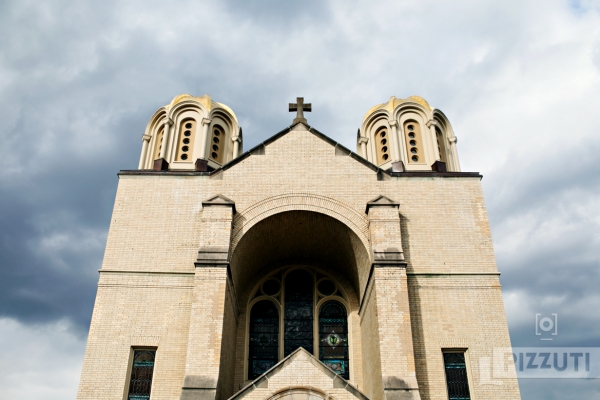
[362,95,432,124]
[166,94,238,122]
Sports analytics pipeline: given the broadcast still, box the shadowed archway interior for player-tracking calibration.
[230,210,370,301]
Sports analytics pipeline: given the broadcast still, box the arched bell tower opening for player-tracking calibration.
[229,210,371,391]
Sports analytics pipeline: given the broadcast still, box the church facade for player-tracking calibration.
[77,94,520,400]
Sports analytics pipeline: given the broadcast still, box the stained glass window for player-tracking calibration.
[319,300,349,379]
[127,349,155,400]
[249,300,279,379]
[443,352,471,400]
[284,269,314,356]
[248,269,352,381]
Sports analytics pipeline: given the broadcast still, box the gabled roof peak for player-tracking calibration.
[218,123,383,177]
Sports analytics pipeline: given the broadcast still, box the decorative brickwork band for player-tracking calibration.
[130,335,161,347]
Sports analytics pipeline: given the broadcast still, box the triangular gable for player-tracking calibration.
[229,348,369,400]
[365,195,399,213]
[202,194,237,213]
[218,122,387,178]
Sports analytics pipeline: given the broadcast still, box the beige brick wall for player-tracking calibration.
[78,127,519,400]
[77,273,193,400]
[408,275,520,400]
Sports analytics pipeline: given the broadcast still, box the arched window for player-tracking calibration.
[209,125,225,164]
[435,127,447,163]
[374,127,390,165]
[284,269,314,356]
[403,120,423,164]
[153,126,164,161]
[247,268,350,380]
[319,301,349,379]
[249,300,279,379]
[176,119,196,161]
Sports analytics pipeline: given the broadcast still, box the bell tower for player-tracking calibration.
[358,96,460,172]
[138,94,242,171]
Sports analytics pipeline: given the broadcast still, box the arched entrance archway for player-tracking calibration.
[230,210,371,391]
[231,193,371,256]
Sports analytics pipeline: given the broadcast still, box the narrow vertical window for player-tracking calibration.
[443,352,471,400]
[209,125,225,164]
[404,121,423,163]
[319,301,349,379]
[153,127,164,161]
[176,119,196,161]
[249,300,279,379]
[436,127,447,163]
[284,269,314,356]
[374,127,390,165]
[127,349,156,400]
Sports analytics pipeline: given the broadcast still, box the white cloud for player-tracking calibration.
[0,318,85,400]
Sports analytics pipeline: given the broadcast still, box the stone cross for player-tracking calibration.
[289,97,311,124]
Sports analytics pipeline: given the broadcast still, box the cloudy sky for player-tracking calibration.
[0,0,599,398]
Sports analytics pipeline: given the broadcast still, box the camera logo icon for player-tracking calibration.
[535,313,558,340]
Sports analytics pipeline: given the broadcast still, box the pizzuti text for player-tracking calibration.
[514,352,590,372]
[487,347,600,379]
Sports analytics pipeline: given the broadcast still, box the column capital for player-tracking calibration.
[164,118,174,127]
[142,134,152,141]
[449,136,458,143]
[426,119,440,128]
[358,136,369,144]
[372,258,408,267]
[201,117,212,126]
[195,246,230,266]
[388,119,398,127]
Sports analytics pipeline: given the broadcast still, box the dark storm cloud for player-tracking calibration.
[489,137,600,307]
[1,0,599,398]
[0,0,336,333]
[486,119,600,397]
[0,116,141,332]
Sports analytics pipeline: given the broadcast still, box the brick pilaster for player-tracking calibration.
[181,196,236,400]
[365,197,420,400]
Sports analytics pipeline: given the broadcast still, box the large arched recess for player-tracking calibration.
[229,210,371,302]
